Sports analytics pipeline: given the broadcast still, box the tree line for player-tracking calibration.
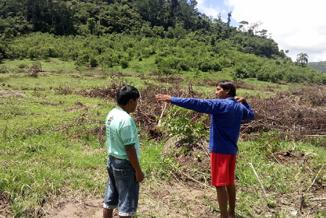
[1,0,284,59]
[1,33,325,84]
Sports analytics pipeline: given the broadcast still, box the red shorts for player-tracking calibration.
[210,153,236,187]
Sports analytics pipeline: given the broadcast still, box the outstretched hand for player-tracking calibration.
[235,96,247,104]
[155,94,172,103]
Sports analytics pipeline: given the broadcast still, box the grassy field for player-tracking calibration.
[0,58,325,217]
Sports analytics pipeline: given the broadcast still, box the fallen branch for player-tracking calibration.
[157,102,167,127]
[271,153,282,164]
[300,163,325,213]
[249,162,268,200]
[306,164,325,192]
[310,197,326,201]
[176,168,214,190]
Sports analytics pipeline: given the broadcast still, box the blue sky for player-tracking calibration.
[197,0,326,62]
[196,0,239,26]
[197,0,236,24]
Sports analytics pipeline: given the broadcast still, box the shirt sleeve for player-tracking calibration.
[119,118,137,146]
[241,102,255,120]
[170,97,224,114]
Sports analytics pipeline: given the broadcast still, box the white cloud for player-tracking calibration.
[224,0,326,61]
[197,0,222,18]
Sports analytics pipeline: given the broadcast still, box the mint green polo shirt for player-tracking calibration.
[105,106,140,160]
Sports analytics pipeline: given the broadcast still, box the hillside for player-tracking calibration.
[0,1,326,217]
[1,1,326,84]
[309,61,326,72]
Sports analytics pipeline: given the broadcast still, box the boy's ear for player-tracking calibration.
[127,99,135,104]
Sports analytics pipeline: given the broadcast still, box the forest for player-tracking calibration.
[1,0,325,84]
[0,1,325,217]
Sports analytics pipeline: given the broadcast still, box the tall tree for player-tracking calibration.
[296,53,309,67]
[171,0,180,17]
[25,0,74,35]
[227,11,232,27]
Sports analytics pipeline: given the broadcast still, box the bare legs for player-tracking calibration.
[227,185,236,218]
[216,185,236,218]
[216,186,228,218]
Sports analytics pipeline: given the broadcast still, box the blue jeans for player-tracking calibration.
[103,156,139,217]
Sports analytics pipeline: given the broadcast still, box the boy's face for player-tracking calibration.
[128,98,138,113]
[215,86,229,99]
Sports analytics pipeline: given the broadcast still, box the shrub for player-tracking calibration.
[47,47,59,58]
[18,63,27,69]
[199,61,210,72]
[198,60,221,72]
[234,67,250,79]
[176,61,189,71]
[76,54,90,66]
[163,107,207,140]
[0,66,9,74]
[28,62,42,77]
[89,58,98,68]
[120,59,129,69]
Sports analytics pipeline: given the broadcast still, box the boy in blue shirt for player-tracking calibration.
[155,81,254,218]
[103,85,144,218]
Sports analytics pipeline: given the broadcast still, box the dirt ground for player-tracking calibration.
[44,181,217,218]
[42,177,325,218]
[2,178,324,218]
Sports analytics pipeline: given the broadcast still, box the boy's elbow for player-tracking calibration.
[249,112,255,120]
[243,112,254,121]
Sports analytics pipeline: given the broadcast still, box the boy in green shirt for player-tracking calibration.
[103,85,144,218]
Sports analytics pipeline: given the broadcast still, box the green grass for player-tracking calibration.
[0,132,105,216]
[235,132,326,217]
[1,59,324,217]
[1,58,76,74]
[0,72,170,216]
[123,56,157,73]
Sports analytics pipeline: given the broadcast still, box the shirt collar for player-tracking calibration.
[226,97,235,100]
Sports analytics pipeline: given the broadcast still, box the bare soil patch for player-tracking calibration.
[43,181,217,218]
[0,192,11,218]
[0,90,25,98]
[273,150,306,164]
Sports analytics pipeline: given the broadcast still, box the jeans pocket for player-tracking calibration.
[113,168,132,178]
[112,159,133,178]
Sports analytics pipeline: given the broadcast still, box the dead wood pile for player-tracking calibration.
[243,86,326,137]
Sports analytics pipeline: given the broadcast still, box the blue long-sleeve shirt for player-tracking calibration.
[170,97,254,154]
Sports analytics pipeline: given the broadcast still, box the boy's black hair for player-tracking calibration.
[116,85,140,106]
[217,81,236,97]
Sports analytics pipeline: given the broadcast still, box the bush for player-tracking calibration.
[47,47,59,58]
[18,63,27,69]
[257,71,269,82]
[156,57,178,70]
[176,61,189,71]
[198,60,222,72]
[142,47,155,58]
[234,67,250,79]
[120,59,129,69]
[0,65,9,74]
[163,107,207,140]
[76,54,90,66]
[199,61,210,72]
[0,44,6,63]
[28,62,42,77]
[211,61,222,71]
[89,58,98,68]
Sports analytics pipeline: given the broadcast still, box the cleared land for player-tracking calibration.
[0,59,325,217]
